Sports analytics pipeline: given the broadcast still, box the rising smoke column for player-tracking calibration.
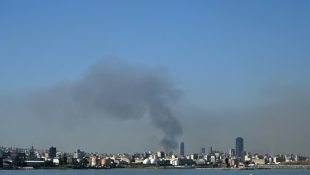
[149,100,182,152]
[48,58,183,151]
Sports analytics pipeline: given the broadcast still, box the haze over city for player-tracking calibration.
[1,0,310,156]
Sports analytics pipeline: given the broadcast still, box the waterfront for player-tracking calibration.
[0,169,310,175]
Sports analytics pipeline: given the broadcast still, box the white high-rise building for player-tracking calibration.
[229,149,235,157]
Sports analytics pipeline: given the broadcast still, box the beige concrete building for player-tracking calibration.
[252,158,267,165]
[229,159,238,167]
[157,151,164,158]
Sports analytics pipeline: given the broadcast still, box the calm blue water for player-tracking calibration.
[0,169,309,175]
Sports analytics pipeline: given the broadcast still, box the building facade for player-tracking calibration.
[229,149,235,157]
[29,146,35,160]
[179,142,184,156]
[236,137,244,157]
[49,146,56,158]
[206,146,212,155]
[157,151,165,158]
[201,147,205,154]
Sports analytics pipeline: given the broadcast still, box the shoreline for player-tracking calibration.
[2,165,310,170]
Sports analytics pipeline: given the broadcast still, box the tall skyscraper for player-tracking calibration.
[179,142,184,156]
[201,147,205,154]
[29,145,35,160]
[49,146,56,158]
[236,137,244,157]
[206,146,212,154]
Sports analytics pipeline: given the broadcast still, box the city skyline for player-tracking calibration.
[1,143,309,169]
[2,139,309,158]
[1,0,310,155]
[2,137,299,157]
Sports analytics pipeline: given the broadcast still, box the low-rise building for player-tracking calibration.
[196,159,207,165]
[190,154,198,160]
[229,159,238,167]
[170,160,179,166]
[244,155,251,161]
[252,158,267,165]
[25,160,44,167]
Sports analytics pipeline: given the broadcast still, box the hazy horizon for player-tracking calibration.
[1,0,310,156]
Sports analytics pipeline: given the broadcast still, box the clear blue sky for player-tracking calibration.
[1,0,310,154]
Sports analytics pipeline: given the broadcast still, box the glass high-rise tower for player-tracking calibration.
[236,137,243,157]
[179,142,184,156]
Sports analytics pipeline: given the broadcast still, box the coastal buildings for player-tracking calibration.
[73,149,85,159]
[1,137,309,169]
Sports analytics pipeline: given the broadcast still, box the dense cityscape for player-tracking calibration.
[1,137,309,170]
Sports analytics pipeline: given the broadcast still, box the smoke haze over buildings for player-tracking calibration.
[1,59,310,155]
[1,58,183,152]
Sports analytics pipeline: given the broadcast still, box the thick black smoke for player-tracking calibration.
[25,58,183,151]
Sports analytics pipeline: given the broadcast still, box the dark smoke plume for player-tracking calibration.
[25,58,183,151]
